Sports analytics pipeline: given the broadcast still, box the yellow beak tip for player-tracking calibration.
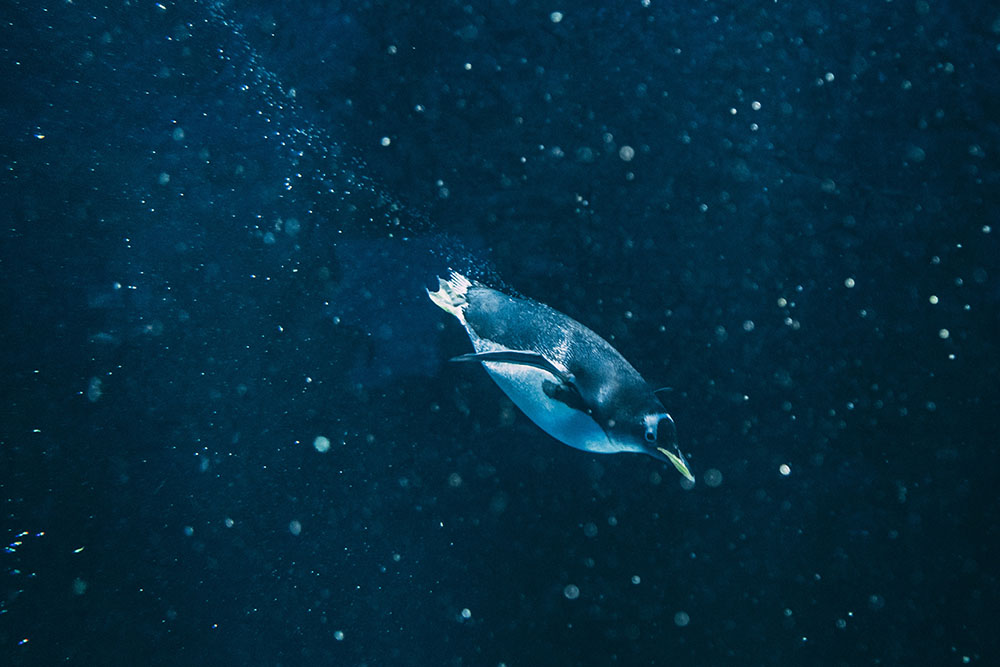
[657,447,695,484]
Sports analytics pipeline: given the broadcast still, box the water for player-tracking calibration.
[2,0,998,664]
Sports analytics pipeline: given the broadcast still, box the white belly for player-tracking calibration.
[481,361,617,454]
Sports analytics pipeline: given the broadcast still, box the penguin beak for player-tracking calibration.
[656,446,695,483]
[645,412,694,483]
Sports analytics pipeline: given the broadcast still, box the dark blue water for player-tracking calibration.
[3,1,998,664]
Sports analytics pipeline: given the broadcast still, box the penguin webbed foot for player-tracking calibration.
[542,379,589,414]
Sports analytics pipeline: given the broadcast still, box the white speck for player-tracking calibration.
[751,100,761,110]
[674,611,690,627]
[313,436,331,453]
[334,630,344,641]
[550,11,563,23]
[929,295,939,305]
[742,320,755,332]
[825,72,835,82]
[938,328,950,339]
[380,136,391,146]
[844,277,855,288]
[289,520,302,536]
[563,584,580,600]
[461,608,472,619]
[464,62,472,71]
[779,463,791,476]
[619,145,635,161]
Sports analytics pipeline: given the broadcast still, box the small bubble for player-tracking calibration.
[313,436,331,453]
[563,584,580,600]
[183,526,194,537]
[938,329,950,339]
[619,145,635,161]
[448,473,463,487]
[674,611,690,627]
[461,608,472,619]
[779,463,791,476]
[550,11,563,23]
[289,520,302,536]
[928,295,939,305]
[703,468,723,487]
[631,575,641,585]
[380,136,391,146]
[844,277,855,288]
[334,630,344,641]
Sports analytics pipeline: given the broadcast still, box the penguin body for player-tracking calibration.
[428,271,693,481]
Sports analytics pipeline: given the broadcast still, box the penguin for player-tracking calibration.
[428,271,694,482]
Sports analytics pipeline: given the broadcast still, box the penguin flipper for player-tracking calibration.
[449,351,574,385]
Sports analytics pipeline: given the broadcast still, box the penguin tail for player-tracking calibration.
[427,270,472,323]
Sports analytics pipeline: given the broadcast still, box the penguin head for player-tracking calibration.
[634,412,694,483]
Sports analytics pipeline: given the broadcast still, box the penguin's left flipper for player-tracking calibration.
[450,351,574,385]
[450,351,588,413]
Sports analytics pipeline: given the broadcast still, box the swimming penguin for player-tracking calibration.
[428,271,694,482]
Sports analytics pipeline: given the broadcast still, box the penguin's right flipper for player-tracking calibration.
[449,351,574,385]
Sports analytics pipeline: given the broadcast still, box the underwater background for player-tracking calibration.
[2,0,998,664]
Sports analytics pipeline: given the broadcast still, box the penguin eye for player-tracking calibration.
[644,426,656,443]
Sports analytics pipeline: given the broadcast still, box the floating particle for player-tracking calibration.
[87,377,103,402]
[563,584,580,600]
[313,436,331,453]
[779,464,791,476]
[674,611,690,627]
[289,520,302,536]
[703,468,723,488]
